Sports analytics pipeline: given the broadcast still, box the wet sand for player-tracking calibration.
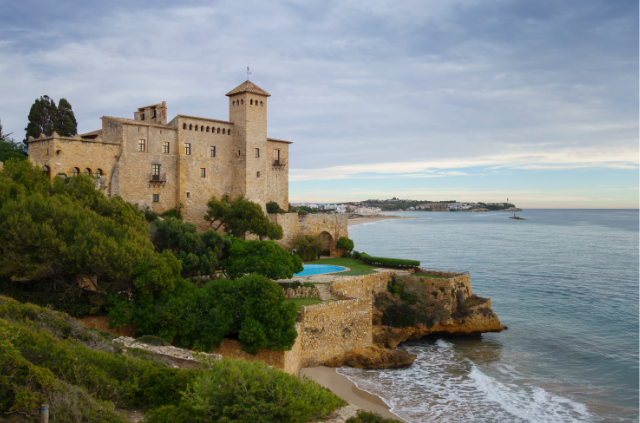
[348,215,413,227]
[300,366,407,422]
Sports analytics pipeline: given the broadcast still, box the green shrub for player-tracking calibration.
[291,232,324,262]
[346,410,403,423]
[145,358,347,423]
[266,201,286,214]
[336,237,355,256]
[359,253,419,268]
[382,304,430,328]
[0,296,198,420]
[223,238,303,280]
[159,203,183,220]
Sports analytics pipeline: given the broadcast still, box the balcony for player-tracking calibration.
[272,160,286,167]
[149,173,166,182]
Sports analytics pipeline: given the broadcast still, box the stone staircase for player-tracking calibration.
[315,284,338,300]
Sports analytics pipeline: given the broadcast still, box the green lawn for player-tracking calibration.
[285,298,324,312]
[306,258,377,275]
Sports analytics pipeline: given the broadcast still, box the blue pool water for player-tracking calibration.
[341,210,638,423]
[294,264,346,277]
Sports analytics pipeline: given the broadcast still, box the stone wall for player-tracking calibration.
[268,212,299,249]
[330,271,396,299]
[268,213,349,257]
[296,298,372,367]
[284,286,320,298]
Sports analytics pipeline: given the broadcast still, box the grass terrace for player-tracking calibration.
[285,298,325,312]
[306,258,377,276]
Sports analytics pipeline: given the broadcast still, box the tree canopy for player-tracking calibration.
[24,95,78,145]
[205,194,283,240]
[223,238,303,280]
[0,120,27,162]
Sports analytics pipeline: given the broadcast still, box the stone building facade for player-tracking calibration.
[27,81,291,230]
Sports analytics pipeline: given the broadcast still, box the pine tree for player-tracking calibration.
[55,98,78,137]
[24,95,58,143]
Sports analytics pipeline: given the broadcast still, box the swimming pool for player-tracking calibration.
[293,264,347,277]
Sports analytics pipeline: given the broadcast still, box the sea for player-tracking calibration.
[342,209,639,423]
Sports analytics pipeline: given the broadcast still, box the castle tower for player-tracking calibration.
[226,81,271,208]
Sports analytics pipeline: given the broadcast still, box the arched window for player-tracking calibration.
[222,129,226,134]
[212,126,215,133]
[42,165,50,179]
[217,128,220,133]
[201,125,204,131]
[206,126,210,132]
[189,124,193,130]
[183,123,187,129]
[250,99,253,105]
[83,168,91,175]
[260,101,263,107]
[228,129,231,135]
[241,99,244,105]
[72,167,79,176]
[232,101,235,106]
[96,168,103,176]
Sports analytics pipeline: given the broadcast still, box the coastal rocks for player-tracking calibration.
[321,346,417,369]
[285,286,320,299]
[373,307,505,349]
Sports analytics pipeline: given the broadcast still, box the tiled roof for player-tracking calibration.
[226,81,271,97]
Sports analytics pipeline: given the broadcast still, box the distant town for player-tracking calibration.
[291,198,521,215]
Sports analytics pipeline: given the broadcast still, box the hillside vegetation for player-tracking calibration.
[0,296,346,422]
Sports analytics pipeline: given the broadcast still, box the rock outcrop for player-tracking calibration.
[321,345,417,369]
[374,307,505,349]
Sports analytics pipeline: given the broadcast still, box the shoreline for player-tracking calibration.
[348,215,414,227]
[300,366,407,422]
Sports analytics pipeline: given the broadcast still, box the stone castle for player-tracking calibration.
[27,80,348,255]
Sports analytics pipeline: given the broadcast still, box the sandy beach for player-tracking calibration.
[300,367,407,422]
[348,215,413,227]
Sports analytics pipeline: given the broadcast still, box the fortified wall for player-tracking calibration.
[269,213,349,257]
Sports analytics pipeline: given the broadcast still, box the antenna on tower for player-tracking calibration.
[247,65,251,81]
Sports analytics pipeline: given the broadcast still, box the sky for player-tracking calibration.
[0,0,637,208]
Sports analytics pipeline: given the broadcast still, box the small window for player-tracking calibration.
[228,129,231,135]
[200,168,206,178]
[153,194,159,202]
[260,101,263,107]
[141,113,145,121]
[72,167,79,176]
[163,142,170,154]
[183,123,187,129]
[83,168,91,175]
[210,146,216,157]
[217,128,221,134]
[152,109,157,118]
[96,168,103,176]
[46,148,49,155]
[232,101,235,106]
[185,143,191,155]
[222,128,226,134]
[257,171,260,178]
[189,124,193,130]
[152,164,160,176]
[238,149,241,156]
[206,126,210,133]
[201,125,204,131]
[187,192,191,199]
[255,148,260,158]
[138,139,145,152]
[241,99,244,105]
[250,99,253,105]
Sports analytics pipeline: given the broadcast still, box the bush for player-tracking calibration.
[336,237,354,254]
[223,238,303,281]
[346,410,404,423]
[360,253,419,268]
[145,358,347,423]
[382,303,431,328]
[291,232,324,262]
[109,274,298,354]
[266,201,286,214]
